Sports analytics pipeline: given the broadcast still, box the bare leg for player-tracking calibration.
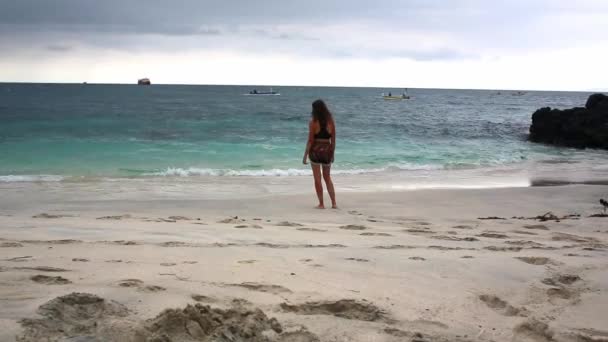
[311,164,324,208]
[322,164,337,208]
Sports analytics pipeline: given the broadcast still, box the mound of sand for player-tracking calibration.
[18,293,130,342]
[18,293,319,342]
[145,304,284,341]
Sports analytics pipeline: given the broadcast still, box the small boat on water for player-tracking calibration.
[244,88,280,96]
[382,89,410,100]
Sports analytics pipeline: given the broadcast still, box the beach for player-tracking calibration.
[3,0,608,339]
[1,84,607,341]
[1,179,607,341]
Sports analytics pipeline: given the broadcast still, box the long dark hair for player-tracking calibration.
[311,99,333,129]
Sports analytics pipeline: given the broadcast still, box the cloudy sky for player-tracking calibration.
[1,0,607,90]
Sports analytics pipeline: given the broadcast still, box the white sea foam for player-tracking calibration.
[146,164,443,177]
[0,175,64,182]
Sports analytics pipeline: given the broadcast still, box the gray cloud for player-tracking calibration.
[1,0,607,61]
[46,44,72,52]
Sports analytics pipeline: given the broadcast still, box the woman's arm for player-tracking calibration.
[303,120,315,164]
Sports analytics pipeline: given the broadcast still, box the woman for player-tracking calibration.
[302,99,337,209]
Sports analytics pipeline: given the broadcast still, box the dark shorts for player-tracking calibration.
[309,142,333,166]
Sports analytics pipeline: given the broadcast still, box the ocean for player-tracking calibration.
[0,83,606,185]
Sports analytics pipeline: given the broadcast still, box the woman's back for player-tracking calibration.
[312,119,333,139]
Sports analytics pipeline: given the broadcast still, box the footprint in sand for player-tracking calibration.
[515,256,555,265]
[105,259,123,263]
[297,227,327,232]
[237,260,258,264]
[409,257,426,261]
[403,228,434,234]
[191,294,216,303]
[384,328,430,339]
[513,319,554,342]
[477,232,509,239]
[110,240,138,245]
[523,224,549,230]
[117,279,165,292]
[117,279,143,287]
[452,225,475,230]
[148,218,177,223]
[226,282,292,294]
[345,258,369,262]
[511,230,538,235]
[15,266,69,272]
[428,246,475,251]
[547,287,574,299]
[32,213,73,219]
[300,258,313,263]
[478,294,525,316]
[72,258,89,262]
[255,242,290,248]
[484,246,523,252]
[1,242,23,248]
[182,261,198,264]
[167,216,192,221]
[431,235,479,242]
[234,224,263,229]
[348,210,363,216]
[541,274,581,286]
[5,256,33,262]
[41,239,81,245]
[141,285,166,292]
[461,255,474,259]
[505,240,545,247]
[31,275,72,285]
[340,224,367,230]
[373,245,417,250]
[280,299,389,322]
[160,262,177,266]
[157,241,190,247]
[276,221,303,227]
[97,214,132,220]
[360,232,392,237]
[218,216,245,224]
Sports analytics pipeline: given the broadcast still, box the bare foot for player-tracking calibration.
[331,204,338,209]
[315,205,325,209]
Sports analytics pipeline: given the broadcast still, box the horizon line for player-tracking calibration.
[0,81,604,93]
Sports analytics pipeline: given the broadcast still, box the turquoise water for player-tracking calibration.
[0,83,605,180]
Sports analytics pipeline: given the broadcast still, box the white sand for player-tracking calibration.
[1,181,607,341]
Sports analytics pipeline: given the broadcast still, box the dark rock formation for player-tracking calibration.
[529,93,608,149]
[137,78,151,85]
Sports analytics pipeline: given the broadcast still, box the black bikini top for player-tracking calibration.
[315,124,332,139]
